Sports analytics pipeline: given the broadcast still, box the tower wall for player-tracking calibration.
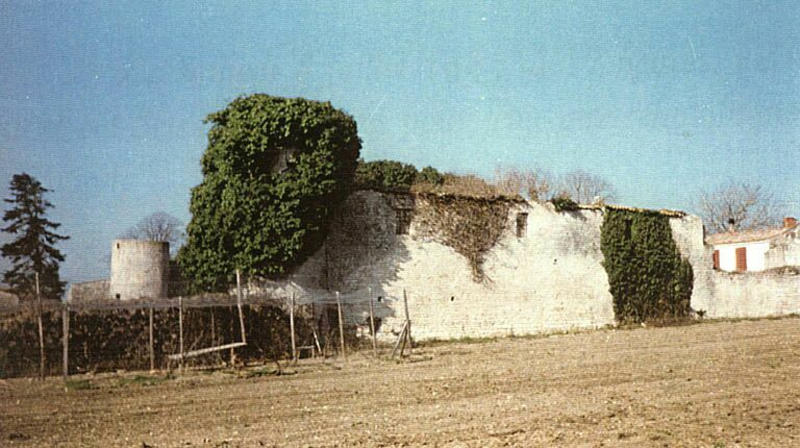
[110,239,169,300]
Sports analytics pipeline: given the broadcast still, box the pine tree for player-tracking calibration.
[1,173,69,300]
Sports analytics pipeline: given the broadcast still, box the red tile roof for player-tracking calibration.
[706,224,798,245]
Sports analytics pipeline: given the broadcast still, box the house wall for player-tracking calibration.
[714,241,770,272]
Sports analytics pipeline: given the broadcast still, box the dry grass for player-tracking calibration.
[2,317,800,447]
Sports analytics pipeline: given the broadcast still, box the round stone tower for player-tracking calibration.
[110,239,169,300]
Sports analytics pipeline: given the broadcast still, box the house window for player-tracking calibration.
[516,213,528,238]
[396,209,412,235]
[735,247,747,271]
[712,250,720,270]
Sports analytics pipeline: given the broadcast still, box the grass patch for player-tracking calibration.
[65,379,95,390]
[243,367,297,378]
[417,335,499,348]
[115,374,173,388]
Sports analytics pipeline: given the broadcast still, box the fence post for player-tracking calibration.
[35,272,44,380]
[368,287,377,357]
[62,304,69,379]
[236,269,246,344]
[210,308,216,346]
[336,291,346,359]
[148,303,154,372]
[290,293,297,363]
[403,289,413,349]
[178,296,184,373]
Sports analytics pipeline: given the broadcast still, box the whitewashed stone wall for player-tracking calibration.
[274,190,799,341]
[293,191,703,341]
[702,270,800,318]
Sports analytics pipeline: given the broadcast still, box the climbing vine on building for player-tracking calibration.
[414,193,522,282]
[600,209,693,323]
[178,94,361,291]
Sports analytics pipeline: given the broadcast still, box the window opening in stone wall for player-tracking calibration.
[516,212,528,238]
[396,209,412,235]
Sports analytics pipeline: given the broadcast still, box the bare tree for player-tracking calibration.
[493,167,554,202]
[697,182,782,233]
[121,211,185,248]
[437,174,500,198]
[559,170,617,204]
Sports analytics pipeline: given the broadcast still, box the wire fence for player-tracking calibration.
[0,277,406,379]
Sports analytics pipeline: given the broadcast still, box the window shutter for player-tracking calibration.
[713,250,720,270]
[735,247,747,271]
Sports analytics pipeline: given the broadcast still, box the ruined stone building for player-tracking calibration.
[69,191,800,341]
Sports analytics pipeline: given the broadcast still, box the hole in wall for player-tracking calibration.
[450,296,455,302]
[516,213,528,238]
[377,296,383,303]
[115,293,121,300]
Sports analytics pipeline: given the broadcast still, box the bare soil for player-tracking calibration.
[2,317,800,447]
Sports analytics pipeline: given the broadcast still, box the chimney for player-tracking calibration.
[727,218,736,233]
[784,217,797,228]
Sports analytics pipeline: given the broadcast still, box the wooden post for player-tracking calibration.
[310,302,321,358]
[403,289,413,350]
[236,269,246,344]
[148,304,154,372]
[178,296,184,373]
[35,272,44,380]
[391,320,408,358]
[290,293,297,363]
[210,308,216,346]
[229,305,235,366]
[368,288,377,357]
[62,305,69,379]
[399,323,408,357]
[336,291,346,359]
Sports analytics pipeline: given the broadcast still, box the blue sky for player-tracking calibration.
[1,1,799,283]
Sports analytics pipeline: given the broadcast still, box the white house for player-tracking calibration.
[707,217,799,272]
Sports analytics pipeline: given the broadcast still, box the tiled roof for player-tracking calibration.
[706,224,797,245]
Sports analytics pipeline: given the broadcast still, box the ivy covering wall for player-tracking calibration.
[414,194,522,282]
[600,209,693,323]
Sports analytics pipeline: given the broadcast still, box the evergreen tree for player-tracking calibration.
[1,173,69,300]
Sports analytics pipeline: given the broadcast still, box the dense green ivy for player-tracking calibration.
[600,209,693,323]
[549,196,579,212]
[354,159,445,191]
[354,159,418,191]
[178,94,361,291]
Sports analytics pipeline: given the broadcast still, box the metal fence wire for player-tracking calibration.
[0,276,403,379]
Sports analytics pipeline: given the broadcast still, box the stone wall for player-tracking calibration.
[293,191,620,341]
[67,279,110,303]
[287,190,799,342]
[765,229,800,270]
[0,290,19,307]
[701,270,800,318]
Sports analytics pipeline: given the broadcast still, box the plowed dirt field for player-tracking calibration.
[3,317,800,447]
